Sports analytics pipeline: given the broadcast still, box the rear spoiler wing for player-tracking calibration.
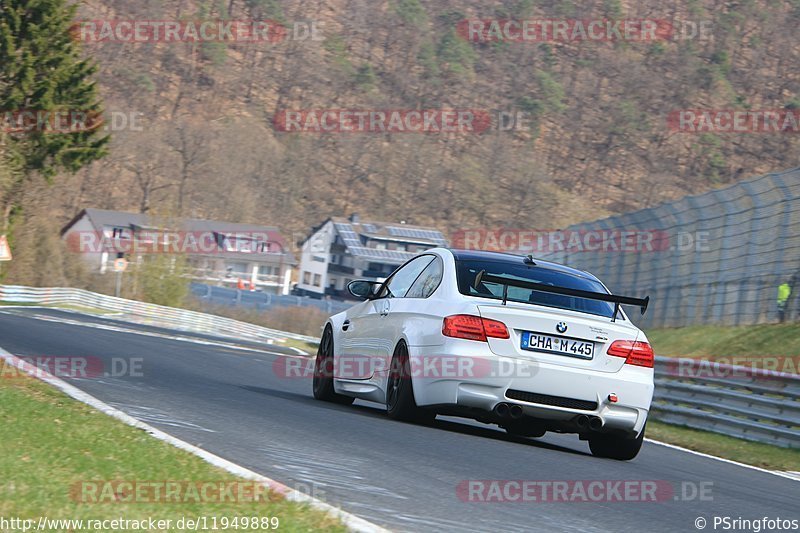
[473,271,650,323]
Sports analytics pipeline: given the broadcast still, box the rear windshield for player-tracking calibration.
[455,259,616,318]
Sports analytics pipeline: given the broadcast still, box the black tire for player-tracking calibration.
[386,342,434,423]
[588,426,645,460]
[312,326,354,405]
[502,422,546,438]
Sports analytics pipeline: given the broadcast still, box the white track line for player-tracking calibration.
[0,347,389,533]
[0,309,296,358]
[645,438,798,482]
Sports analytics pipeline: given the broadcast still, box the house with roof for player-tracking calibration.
[295,214,448,299]
[61,209,296,294]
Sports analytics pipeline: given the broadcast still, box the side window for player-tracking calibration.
[378,255,435,298]
[406,256,443,298]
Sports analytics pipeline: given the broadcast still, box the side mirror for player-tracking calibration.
[347,280,381,300]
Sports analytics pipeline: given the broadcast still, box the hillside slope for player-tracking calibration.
[3,0,800,283]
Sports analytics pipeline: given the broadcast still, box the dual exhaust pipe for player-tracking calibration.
[493,402,523,420]
[575,414,604,431]
[493,403,604,430]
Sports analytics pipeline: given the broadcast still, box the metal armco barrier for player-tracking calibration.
[1,284,797,448]
[537,167,800,328]
[0,285,321,347]
[653,356,800,448]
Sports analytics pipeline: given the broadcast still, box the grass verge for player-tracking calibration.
[647,420,799,471]
[647,323,800,361]
[0,375,345,532]
[278,338,319,355]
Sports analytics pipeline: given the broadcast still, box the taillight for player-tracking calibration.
[443,315,510,342]
[607,340,654,368]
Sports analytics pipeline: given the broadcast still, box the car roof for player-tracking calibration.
[447,248,600,281]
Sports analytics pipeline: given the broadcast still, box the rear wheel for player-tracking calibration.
[386,342,434,424]
[588,426,645,460]
[312,326,354,405]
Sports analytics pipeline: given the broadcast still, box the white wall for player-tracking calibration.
[297,220,333,295]
[62,216,107,272]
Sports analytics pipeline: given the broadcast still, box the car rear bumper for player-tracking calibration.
[407,344,653,435]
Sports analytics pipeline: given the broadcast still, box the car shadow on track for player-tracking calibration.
[240,384,588,457]
[427,418,590,457]
[239,385,389,420]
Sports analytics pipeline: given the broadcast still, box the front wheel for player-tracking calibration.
[386,342,434,424]
[588,426,645,460]
[312,326,354,405]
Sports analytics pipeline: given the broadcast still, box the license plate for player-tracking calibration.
[520,332,594,359]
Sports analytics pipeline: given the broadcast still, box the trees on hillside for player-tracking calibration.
[0,0,108,233]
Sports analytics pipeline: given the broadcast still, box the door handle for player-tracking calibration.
[380,301,390,317]
[342,320,351,331]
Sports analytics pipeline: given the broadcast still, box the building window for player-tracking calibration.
[111,227,129,239]
[375,242,387,250]
[313,274,322,287]
[329,277,337,288]
[303,271,311,285]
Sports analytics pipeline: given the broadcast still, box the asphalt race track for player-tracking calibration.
[1,307,796,532]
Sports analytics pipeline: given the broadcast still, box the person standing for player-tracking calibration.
[777,280,792,322]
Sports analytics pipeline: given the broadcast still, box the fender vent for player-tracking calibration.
[506,389,598,411]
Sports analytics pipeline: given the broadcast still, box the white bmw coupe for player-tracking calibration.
[313,248,654,460]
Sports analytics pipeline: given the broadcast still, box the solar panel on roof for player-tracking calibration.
[386,226,447,245]
[334,223,363,247]
[361,223,378,233]
[348,246,416,262]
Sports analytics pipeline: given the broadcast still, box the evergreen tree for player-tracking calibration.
[0,0,108,228]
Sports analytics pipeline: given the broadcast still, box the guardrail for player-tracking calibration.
[1,283,796,448]
[652,356,800,449]
[190,283,351,315]
[0,285,321,347]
